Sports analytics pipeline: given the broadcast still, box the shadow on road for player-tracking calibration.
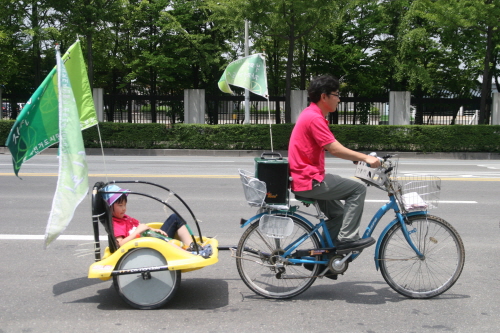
[53,276,229,310]
[239,280,470,304]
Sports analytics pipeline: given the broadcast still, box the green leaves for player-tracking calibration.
[2,0,500,117]
[62,122,500,152]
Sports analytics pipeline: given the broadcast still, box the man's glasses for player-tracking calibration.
[327,92,340,97]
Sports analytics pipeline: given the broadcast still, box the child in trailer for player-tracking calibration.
[102,184,212,257]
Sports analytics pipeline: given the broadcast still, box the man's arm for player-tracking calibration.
[324,141,381,168]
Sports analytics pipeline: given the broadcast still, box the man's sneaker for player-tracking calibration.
[335,237,375,254]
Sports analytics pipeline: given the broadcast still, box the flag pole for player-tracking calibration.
[267,95,273,152]
[262,52,273,152]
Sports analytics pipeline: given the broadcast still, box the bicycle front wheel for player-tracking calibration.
[236,215,321,299]
[379,215,465,299]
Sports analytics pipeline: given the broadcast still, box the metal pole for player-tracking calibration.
[244,20,250,124]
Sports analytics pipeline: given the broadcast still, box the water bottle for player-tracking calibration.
[141,229,172,242]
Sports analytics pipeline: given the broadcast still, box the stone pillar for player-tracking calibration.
[290,90,308,123]
[492,93,500,125]
[389,91,411,125]
[93,88,104,122]
[184,89,205,124]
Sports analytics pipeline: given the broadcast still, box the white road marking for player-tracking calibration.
[290,199,477,204]
[0,235,107,240]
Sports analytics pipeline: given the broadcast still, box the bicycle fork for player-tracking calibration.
[370,196,427,270]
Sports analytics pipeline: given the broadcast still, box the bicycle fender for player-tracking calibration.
[374,211,428,270]
[240,213,266,228]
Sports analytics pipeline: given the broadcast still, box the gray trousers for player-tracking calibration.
[293,173,367,243]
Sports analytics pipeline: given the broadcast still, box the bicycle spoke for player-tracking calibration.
[379,215,464,298]
[236,216,321,299]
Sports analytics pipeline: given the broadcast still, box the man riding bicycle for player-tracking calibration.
[288,75,381,253]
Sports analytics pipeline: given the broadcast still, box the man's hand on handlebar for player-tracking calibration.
[365,155,381,168]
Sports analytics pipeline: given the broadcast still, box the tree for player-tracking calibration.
[208,0,333,122]
[421,0,500,124]
[48,0,126,89]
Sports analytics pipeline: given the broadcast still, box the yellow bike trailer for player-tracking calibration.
[88,180,219,309]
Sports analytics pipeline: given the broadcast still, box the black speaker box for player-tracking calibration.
[254,152,289,205]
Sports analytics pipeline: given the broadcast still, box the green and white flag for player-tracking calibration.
[44,46,89,248]
[218,54,268,97]
[5,40,97,177]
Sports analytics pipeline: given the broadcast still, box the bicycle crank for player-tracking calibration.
[328,254,350,274]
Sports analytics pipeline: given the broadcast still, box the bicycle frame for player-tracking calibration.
[240,194,428,270]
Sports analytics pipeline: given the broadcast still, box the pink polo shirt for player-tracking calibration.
[113,214,140,238]
[288,103,336,191]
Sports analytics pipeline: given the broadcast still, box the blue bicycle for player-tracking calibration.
[235,154,465,299]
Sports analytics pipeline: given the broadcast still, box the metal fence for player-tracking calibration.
[205,95,286,124]
[103,94,184,124]
[1,93,486,126]
[330,97,389,125]
[100,93,484,125]
[412,97,482,125]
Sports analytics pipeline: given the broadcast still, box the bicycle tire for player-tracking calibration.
[379,215,465,299]
[236,215,321,299]
[113,248,181,309]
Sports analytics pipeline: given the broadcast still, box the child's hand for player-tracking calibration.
[152,228,168,237]
[135,224,150,234]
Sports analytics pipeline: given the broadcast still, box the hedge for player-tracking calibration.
[1,120,500,152]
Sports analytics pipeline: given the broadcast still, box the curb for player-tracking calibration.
[1,146,500,159]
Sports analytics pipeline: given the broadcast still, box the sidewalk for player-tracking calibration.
[2,146,500,159]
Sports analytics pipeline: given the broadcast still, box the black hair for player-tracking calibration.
[308,75,340,103]
[114,194,127,204]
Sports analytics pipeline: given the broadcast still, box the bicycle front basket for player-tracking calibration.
[354,162,388,189]
[396,175,441,211]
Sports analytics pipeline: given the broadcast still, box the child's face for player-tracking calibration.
[112,200,127,219]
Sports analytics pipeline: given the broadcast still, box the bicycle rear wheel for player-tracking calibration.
[379,215,464,299]
[236,215,321,299]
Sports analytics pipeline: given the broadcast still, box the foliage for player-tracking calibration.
[0,120,14,144]
[3,121,499,152]
[2,0,500,126]
[81,122,169,149]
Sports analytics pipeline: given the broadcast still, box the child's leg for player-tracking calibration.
[176,225,194,246]
[160,214,193,248]
[160,213,184,237]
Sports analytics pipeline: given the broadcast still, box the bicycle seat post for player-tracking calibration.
[312,201,327,220]
[296,196,327,220]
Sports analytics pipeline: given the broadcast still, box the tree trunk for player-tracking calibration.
[285,22,295,123]
[32,2,41,87]
[299,40,308,90]
[86,33,94,90]
[479,25,493,124]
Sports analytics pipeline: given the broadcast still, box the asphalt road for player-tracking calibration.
[0,153,499,332]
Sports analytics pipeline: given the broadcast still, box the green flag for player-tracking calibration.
[63,41,98,130]
[5,40,97,176]
[44,46,89,248]
[218,54,268,97]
